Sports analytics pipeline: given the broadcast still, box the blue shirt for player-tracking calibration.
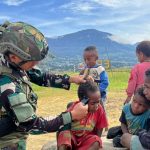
[120,103,150,134]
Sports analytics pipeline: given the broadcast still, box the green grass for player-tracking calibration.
[107,70,130,91]
[32,70,130,96]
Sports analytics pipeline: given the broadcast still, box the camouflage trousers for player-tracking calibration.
[0,139,26,150]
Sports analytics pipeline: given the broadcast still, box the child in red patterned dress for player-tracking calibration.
[57,81,108,150]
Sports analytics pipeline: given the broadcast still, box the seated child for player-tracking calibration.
[113,87,150,147]
[57,81,108,150]
[121,69,150,150]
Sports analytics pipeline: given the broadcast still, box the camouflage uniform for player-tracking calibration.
[0,22,72,149]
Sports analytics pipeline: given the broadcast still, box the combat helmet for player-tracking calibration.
[0,21,49,62]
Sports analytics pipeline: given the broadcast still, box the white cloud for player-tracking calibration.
[36,17,78,28]
[91,0,121,8]
[90,0,150,9]
[120,34,150,44]
[37,21,61,28]
[108,35,131,44]
[60,1,96,13]
[2,0,29,6]
[64,17,75,21]
[0,15,11,21]
[75,12,141,27]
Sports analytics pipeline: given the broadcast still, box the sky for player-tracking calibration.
[0,0,150,44]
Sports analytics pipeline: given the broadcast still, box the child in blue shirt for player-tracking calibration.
[121,69,150,150]
[114,86,150,148]
[80,46,109,107]
[120,87,150,135]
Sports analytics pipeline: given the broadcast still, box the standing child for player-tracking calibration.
[125,41,150,104]
[57,81,108,150]
[80,46,109,108]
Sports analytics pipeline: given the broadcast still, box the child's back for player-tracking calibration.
[127,62,150,99]
[125,41,150,103]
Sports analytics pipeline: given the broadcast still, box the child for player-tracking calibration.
[125,41,150,104]
[80,46,109,107]
[57,81,108,150]
[121,87,150,134]
[116,87,150,148]
[121,69,150,150]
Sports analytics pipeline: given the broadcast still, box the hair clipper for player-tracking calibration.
[81,97,89,105]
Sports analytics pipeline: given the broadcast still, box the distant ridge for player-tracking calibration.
[42,29,137,70]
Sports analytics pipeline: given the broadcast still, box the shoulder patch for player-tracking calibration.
[0,75,12,86]
[0,75,16,93]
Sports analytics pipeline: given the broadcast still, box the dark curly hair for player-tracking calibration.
[135,86,150,107]
[136,41,150,57]
[78,80,99,101]
[84,46,98,59]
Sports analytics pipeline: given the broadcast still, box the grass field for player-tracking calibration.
[27,70,130,150]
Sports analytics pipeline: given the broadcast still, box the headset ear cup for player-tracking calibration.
[0,22,9,39]
[0,31,3,39]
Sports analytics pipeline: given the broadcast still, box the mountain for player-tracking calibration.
[42,29,137,70]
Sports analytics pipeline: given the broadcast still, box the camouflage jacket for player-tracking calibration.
[0,61,72,146]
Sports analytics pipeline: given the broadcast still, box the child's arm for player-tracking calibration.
[125,66,138,103]
[119,109,128,133]
[124,96,132,104]
[96,129,103,137]
[121,123,128,133]
[95,106,108,136]
[99,71,109,92]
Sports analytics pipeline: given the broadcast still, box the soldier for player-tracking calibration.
[0,21,88,149]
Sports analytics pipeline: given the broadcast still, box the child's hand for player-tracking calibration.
[70,102,88,120]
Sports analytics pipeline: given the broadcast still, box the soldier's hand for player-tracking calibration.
[69,75,86,84]
[70,102,88,120]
